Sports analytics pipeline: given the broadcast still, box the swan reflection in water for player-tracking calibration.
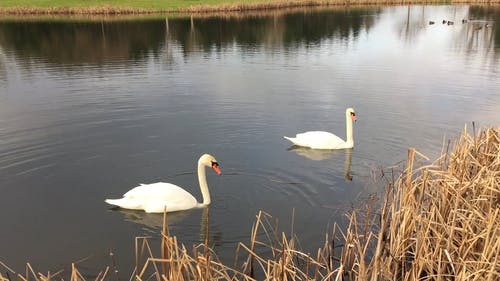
[112,208,193,230]
[109,206,211,241]
[287,146,353,181]
[111,206,213,269]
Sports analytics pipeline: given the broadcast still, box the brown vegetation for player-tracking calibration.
[1,126,499,280]
[182,0,500,14]
[0,6,152,15]
[1,0,500,15]
[339,125,500,280]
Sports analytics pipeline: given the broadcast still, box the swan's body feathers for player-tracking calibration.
[105,154,220,213]
[284,108,356,150]
[123,182,194,200]
[106,182,198,213]
[285,131,348,149]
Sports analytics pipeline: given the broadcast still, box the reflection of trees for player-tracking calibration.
[0,7,379,67]
[0,46,6,84]
[0,6,497,69]
[470,5,500,36]
[460,19,496,56]
[167,7,378,55]
[396,5,474,44]
[0,20,166,67]
[398,5,428,44]
[394,5,498,70]
[468,6,499,55]
[457,6,499,70]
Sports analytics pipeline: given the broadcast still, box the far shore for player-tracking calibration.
[1,0,500,15]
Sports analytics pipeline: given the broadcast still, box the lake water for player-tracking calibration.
[0,4,499,278]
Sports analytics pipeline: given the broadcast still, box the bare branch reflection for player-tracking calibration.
[0,46,6,84]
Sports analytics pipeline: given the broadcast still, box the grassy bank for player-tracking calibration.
[1,0,500,14]
[1,126,498,280]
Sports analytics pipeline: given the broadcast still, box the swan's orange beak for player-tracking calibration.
[351,114,357,122]
[212,163,222,175]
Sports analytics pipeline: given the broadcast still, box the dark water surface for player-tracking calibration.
[0,4,499,277]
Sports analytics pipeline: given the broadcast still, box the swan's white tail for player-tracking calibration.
[284,136,298,145]
[105,198,141,210]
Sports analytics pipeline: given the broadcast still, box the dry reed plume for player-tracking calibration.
[1,126,499,280]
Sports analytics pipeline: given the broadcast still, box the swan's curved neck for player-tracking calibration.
[197,160,211,205]
[345,112,354,147]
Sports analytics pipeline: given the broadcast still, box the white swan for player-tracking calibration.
[105,154,221,213]
[284,108,357,149]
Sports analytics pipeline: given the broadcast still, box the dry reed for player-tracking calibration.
[340,125,500,280]
[366,125,500,280]
[1,126,499,280]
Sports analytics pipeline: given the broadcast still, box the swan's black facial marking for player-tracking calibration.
[211,161,222,175]
[350,111,357,122]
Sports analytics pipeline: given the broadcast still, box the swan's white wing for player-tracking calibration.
[287,131,347,149]
[123,182,192,199]
[106,182,198,213]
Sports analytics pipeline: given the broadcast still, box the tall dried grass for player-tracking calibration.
[366,125,500,280]
[339,125,500,280]
[1,126,499,280]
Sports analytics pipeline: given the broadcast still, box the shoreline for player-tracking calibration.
[1,0,500,15]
